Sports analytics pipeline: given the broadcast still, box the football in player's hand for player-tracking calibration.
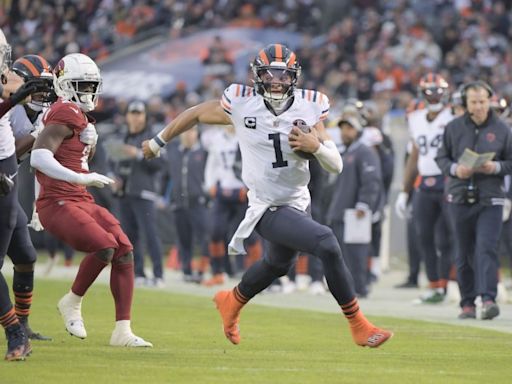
[292,119,316,160]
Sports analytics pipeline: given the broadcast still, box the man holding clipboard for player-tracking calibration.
[436,81,512,320]
[327,115,382,298]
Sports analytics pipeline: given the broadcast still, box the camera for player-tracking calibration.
[464,183,479,204]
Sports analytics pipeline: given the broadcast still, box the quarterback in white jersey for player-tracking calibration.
[143,44,392,349]
[395,73,455,304]
[220,82,330,213]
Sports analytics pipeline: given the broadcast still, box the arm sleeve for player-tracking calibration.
[30,148,82,183]
[313,140,343,174]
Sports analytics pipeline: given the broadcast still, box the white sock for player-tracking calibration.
[114,320,131,333]
[67,291,83,304]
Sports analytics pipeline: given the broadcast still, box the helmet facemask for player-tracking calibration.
[57,78,102,112]
[253,64,298,112]
[422,86,447,112]
[418,74,449,113]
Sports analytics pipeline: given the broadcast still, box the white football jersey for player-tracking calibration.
[201,127,245,190]
[408,107,454,176]
[221,83,329,210]
[0,101,15,160]
[9,104,46,139]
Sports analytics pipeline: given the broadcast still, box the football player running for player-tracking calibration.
[395,73,455,304]
[30,53,152,347]
[143,44,392,348]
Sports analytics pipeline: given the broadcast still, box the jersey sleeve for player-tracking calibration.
[43,102,84,130]
[221,85,234,116]
[221,83,256,117]
[316,91,330,121]
[298,89,330,122]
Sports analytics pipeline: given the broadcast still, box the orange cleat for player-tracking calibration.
[213,290,243,345]
[350,325,393,348]
[202,274,225,287]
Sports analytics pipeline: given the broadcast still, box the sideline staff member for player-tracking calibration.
[436,81,512,320]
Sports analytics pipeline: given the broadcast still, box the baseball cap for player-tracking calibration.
[337,116,362,132]
[127,100,146,113]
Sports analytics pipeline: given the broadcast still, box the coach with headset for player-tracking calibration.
[436,81,512,321]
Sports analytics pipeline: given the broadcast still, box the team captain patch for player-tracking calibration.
[244,117,257,129]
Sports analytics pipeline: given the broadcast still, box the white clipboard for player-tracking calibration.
[343,209,372,244]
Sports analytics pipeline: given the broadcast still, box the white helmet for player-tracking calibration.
[54,53,102,112]
[0,28,12,74]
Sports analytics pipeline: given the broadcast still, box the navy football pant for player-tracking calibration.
[0,155,18,317]
[413,189,453,284]
[238,206,356,305]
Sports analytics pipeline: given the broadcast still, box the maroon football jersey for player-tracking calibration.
[36,99,94,209]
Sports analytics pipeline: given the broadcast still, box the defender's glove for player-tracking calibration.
[76,172,114,188]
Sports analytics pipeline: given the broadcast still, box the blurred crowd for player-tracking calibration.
[1,0,322,64]
[2,0,512,125]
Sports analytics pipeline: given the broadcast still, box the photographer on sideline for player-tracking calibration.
[435,81,512,320]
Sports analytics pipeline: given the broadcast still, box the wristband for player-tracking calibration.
[148,132,167,155]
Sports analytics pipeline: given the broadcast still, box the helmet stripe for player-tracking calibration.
[17,57,40,76]
[288,52,296,67]
[275,44,283,62]
[259,50,270,65]
[39,56,51,72]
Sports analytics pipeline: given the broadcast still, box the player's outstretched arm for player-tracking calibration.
[31,124,113,188]
[142,100,231,158]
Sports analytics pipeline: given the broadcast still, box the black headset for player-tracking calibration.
[460,81,494,108]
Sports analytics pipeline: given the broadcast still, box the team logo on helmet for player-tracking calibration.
[55,59,65,78]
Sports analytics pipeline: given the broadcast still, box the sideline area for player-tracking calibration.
[4,259,512,335]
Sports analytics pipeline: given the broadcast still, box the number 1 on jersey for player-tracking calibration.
[268,133,288,168]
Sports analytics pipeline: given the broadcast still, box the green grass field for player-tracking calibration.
[1,279,511,384]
